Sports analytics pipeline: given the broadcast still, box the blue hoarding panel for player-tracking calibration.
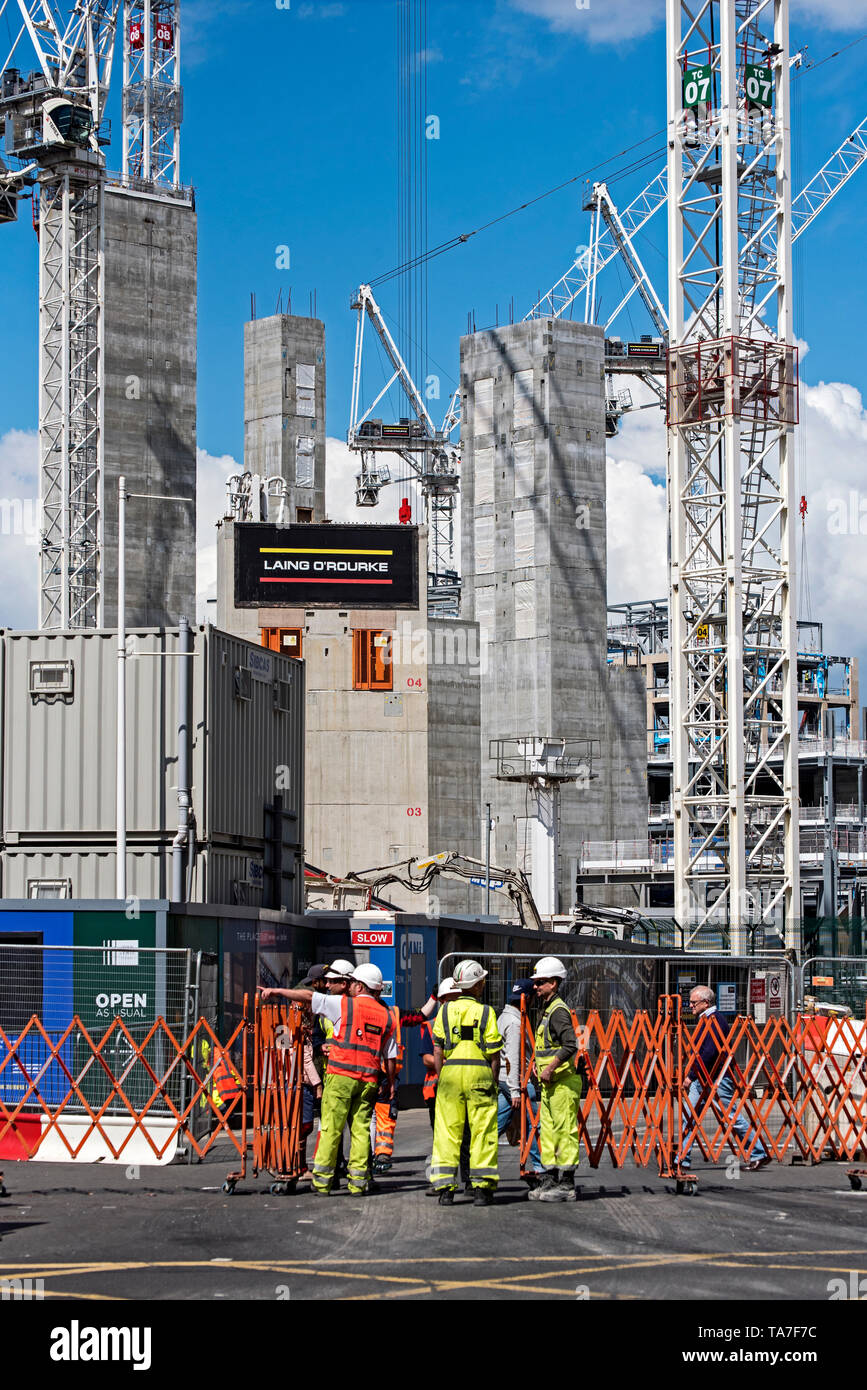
[0,910,74,1107]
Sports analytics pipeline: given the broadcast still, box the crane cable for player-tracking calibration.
[368,29,867,291]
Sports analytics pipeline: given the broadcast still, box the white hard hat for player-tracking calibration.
[532,956,567,981]
[437,976,458,998]
[352,963,383,991]
[453,959,488,989]
[326,958,355,980]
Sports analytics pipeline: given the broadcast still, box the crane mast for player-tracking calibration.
[121,0,181,188]
[1,0,183,628]
[666,0,799,948]
[1,0,121,627]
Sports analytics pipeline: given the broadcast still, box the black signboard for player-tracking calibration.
[234,523,419,609]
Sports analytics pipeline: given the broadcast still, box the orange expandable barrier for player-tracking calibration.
[0,1003,250,1165]
[518,995,867,1176]
[248,999,305,1185]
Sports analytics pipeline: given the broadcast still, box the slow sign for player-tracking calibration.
[351,929,394,947]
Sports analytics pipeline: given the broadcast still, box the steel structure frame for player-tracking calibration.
[348,283,459,592]
[1,0,183,628]
[121,0,181,188]
[666,0,799,949]
[0,0,119,628]
[38,161,105,627]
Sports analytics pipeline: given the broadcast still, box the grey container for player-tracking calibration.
[0,626,305,910]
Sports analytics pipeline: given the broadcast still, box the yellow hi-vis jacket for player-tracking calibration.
[534,996,577,1080]
[433,996,503,1069]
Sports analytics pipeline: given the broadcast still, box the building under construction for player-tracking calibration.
[3,0,867,963]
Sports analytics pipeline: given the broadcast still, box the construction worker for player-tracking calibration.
[497,978,545,1190]
[310,959,356,1187]
[431,959,502,1207]
[421,977,470,1196]
[528,956,585,1203]
[259,963,397,1196]
[372,989,439,1174]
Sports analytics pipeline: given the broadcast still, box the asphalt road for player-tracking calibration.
[0,1111,865,1302]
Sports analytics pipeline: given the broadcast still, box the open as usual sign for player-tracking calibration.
[234,523,419,610]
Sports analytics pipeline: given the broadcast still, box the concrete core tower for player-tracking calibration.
[244,314,327,524]
[459,317,646,911]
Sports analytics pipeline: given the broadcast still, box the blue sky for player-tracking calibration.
[2,0,867,675]
[2,0,866,457]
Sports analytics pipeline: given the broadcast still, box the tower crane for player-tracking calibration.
[0,0,181,628]
[348,282,461,611]
[666,0,799,948]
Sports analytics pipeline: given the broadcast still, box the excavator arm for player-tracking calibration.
[342,850,544,933]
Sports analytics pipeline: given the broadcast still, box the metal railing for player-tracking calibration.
[800,956,867,1016]
[437,950,796,1024]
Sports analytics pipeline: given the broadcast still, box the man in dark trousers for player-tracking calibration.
[676,984,771,1172]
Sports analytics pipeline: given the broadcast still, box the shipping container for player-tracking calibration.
[0,627,305,910]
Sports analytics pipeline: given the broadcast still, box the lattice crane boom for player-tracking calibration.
[348,283,460,602]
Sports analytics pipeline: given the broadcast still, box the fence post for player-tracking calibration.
[661,992,680,1178]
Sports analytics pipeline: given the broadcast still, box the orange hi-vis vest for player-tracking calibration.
[421,1021,437,1100]
[327,994,393,1085]
[388,1006,405,1075]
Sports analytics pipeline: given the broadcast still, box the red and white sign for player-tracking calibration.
[155,19,174,46]
[129,20,144,48]
[351,929,394,947]
[767,971,783,1015]
[750,978,766,1005]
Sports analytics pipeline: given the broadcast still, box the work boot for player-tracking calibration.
[472,1187,494,1207]
[558,1167,578,1201]
[372,1157,392,1175]
[528,1171,566,1202]
[438,1189,455,1206]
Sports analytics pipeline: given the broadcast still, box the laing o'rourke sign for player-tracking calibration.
[234,523,419,609]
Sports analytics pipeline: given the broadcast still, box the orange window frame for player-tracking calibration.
[352,629,392,691]
[261,627,303,658]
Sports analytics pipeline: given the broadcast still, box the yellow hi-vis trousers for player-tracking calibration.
[312,1073,377,1194]
[539,1071,583,1170]
[430,1063,498,1191]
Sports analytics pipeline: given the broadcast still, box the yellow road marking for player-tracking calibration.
[1,1250,864,1301]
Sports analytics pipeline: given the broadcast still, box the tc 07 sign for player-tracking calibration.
[683,64,711,108]
[745,64,772,109]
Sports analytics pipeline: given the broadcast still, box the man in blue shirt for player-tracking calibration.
[676,985,771,1172]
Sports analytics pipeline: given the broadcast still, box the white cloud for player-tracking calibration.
[606,455,667,602]
[792,0,867,29]
[0,428,40,630]
[506,0,662,44]
[605,373,867,688]
[196,446,238,622]
[508,0,867,42]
